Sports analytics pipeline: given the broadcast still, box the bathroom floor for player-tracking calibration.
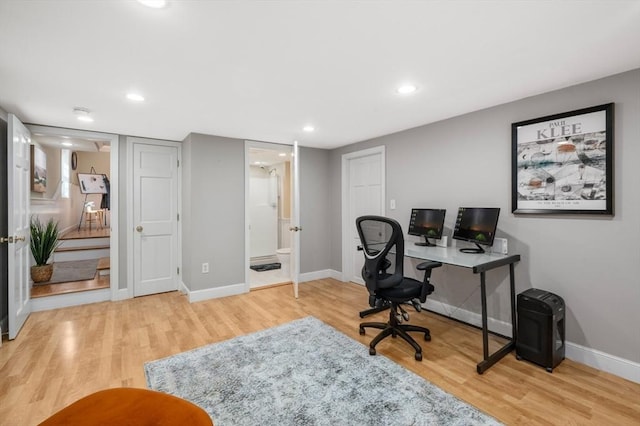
[249,267,291,289]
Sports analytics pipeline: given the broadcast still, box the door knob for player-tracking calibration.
[136,225,143,232]
[0,236,12,243]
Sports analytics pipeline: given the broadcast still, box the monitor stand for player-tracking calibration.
[415,235,436,247]
[459,243,485,254]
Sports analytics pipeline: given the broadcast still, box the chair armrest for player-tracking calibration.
[417,261,442,302]
[416,261,442,271]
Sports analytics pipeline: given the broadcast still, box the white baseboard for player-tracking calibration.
[565,342,640,384]
[113,288,129,301]
[299,269,342,282]
[32,288,111,312]
[187,282,247,303]
[424,298,640,384]
[423,298,513,337]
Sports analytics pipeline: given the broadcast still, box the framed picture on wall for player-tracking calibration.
[31,145,47,193]
[77,173,108,194]
[511,103,614,215]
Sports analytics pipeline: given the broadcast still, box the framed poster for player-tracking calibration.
[31,145,47,193]
[77,173,108,194]
[511,103,614,215]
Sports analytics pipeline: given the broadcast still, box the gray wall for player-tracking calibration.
[118,135,128,290]
[299,147,332,273]
[180,136,334,292]
[181,133,245,291]
[329,69,640,363]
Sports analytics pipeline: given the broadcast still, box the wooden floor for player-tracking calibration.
[1,279,638,425]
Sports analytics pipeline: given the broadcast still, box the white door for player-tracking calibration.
[7,115,31,339]
[342,147,385,285]
[132,142,180,297]
[290,141,301,298]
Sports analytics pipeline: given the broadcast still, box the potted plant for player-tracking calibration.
[30,216,60,283]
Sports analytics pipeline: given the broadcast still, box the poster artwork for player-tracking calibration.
[515,109,609,212]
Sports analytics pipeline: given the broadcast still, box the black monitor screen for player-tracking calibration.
[452,207,500,253]
[408,209,446,246]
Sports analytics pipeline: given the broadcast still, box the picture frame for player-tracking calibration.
[31,145,47,193]
[77,173,108,194]
[511,103,614,215]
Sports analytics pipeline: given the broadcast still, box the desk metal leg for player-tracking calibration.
[480,272,489,360]
[476,268,517,374]
[510,263,517,342]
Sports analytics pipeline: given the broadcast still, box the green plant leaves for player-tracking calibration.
[30,216,60,266]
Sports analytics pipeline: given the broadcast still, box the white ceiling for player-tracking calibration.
[1,1,639,150]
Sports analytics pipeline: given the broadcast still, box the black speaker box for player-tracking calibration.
[516,288,565,372]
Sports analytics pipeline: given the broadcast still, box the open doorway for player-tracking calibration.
[26,125,118,306]
[246,142,293,289]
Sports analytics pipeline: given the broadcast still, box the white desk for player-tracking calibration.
[405,245,521,374]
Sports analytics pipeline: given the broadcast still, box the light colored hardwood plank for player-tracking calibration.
[30,275,109,298]
[1,279,638,425]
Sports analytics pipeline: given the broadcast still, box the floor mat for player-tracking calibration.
[250,262,281,272]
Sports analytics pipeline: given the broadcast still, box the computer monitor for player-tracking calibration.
[452,207,500,253]
[408,208,446,246]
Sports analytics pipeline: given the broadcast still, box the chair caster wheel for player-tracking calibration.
[369,347,376,356]
[415,352,422,361]
[359,327,365,335]
[516,354,522,360]
[424,334,431,341]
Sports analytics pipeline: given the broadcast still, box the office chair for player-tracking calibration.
[356,215,441,361]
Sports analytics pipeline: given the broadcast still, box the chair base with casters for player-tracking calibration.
[359,260,442,361]
[360,298,432,361]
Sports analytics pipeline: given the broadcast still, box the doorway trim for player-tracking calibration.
[27,124,119,302]
[341,145,385,283]
[244,140,293,292]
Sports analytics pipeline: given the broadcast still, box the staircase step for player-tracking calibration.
[56,244,110,253]
[57,238,110,250]
[97,257,110,276]
[97,257,110,270]
[54,246,110,262]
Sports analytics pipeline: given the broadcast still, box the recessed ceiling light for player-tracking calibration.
[73,107,94,122]
[137,0,168,8]
[126,93,145,102]
[303,125,315,132]
[278,153,287,157]
[397,84,417,94]
[61,142,73,147]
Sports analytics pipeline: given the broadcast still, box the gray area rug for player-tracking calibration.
[145,316,502,426]
[40,259,99,284]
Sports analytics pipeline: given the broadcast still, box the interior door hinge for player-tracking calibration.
[177,213,180,221]
[177,267,180,275]
[177,159,180,167]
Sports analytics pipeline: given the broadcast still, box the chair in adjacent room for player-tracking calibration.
[356,215,442,361]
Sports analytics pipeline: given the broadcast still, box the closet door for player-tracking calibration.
[131,140,180,297]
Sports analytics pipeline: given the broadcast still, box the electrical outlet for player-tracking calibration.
[202,262,209,273]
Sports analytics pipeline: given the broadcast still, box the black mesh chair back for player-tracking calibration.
[356,215,404,296]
